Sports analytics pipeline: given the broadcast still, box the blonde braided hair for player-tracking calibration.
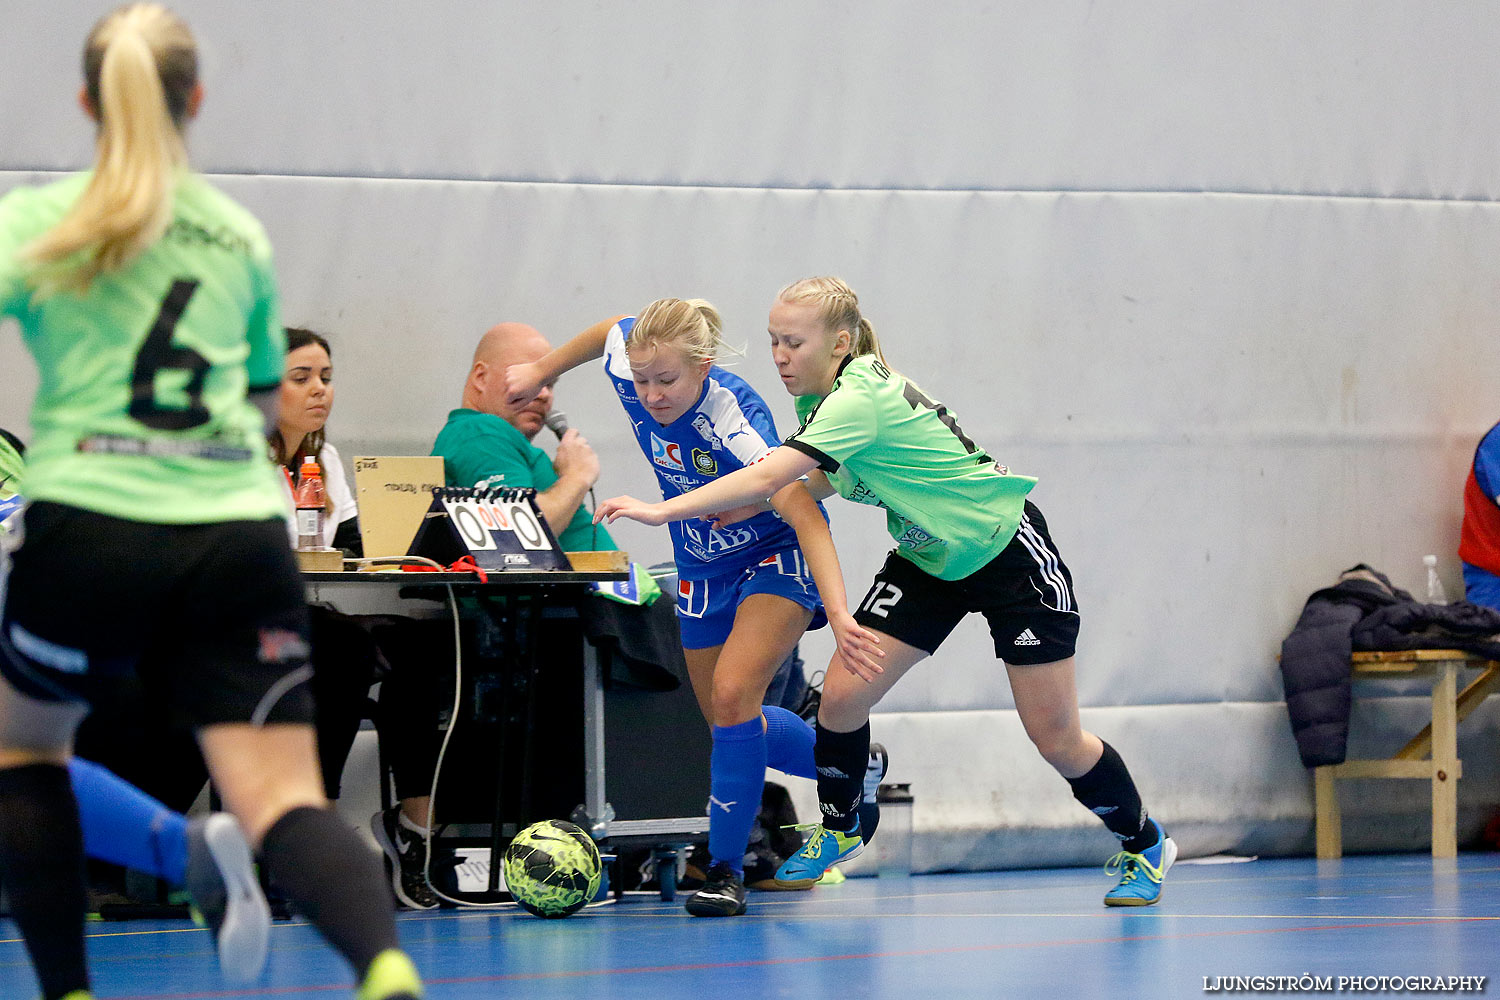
[776,275,886,365]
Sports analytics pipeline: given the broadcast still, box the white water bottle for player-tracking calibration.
[1424,554,1449,605]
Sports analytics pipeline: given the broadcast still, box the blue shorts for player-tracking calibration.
[676,547,827,649]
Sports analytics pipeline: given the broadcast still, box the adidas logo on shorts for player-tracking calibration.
[1013,628,1042,647]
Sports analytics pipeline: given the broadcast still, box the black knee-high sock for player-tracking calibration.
[259,806,400,980]
[1066,741,1157,852]
[0,763,90,1000]
[813,720,869,834]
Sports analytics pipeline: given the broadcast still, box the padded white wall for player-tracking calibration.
[5,2,1500,867]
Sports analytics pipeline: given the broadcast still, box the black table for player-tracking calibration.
[304,567,625,895]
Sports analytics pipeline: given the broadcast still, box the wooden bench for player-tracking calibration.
[1314,649,1500,859]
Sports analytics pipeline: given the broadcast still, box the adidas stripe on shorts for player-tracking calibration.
[851,500,1080,664]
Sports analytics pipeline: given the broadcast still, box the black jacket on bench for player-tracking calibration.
[1278,564,1500,767]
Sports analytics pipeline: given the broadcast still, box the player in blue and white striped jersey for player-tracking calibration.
[505,299,883,917]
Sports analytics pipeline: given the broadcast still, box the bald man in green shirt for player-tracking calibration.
[433,321,613,553]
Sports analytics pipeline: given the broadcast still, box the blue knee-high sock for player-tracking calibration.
[762,705,816,779]
[707,717,768,876]
[68,758,188,885]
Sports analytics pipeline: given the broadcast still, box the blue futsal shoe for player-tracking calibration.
[1103,817,1177,906]
[773,822,865,889]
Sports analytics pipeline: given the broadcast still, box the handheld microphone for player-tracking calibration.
[543,409,598,546]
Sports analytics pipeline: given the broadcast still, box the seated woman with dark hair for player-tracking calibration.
[271,327,360,554]
[269,328,382,805]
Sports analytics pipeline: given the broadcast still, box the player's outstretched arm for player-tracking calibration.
[705,499,770,530]
[769,481,884,681]
[706,470,833,529]
[591,493,667,526]
[595,446,816,525]
[505,315,626,409]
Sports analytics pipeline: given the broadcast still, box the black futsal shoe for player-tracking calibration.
[685,862,748,916]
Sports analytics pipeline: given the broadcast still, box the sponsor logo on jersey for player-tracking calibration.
[615,383,639,402]
[896,521,935,548]
[994,463,1009,476]
[680,520,757,561]
[165,218,253,258]
[650,434,685,471]
[691,414,714,442]
[659,471,699,492]
[724,427,756,455]
[847,479,885,507]
[692,448,717,475]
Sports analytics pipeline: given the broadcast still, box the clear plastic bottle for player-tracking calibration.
[295,455,327,550]
[1424,554,1448,605]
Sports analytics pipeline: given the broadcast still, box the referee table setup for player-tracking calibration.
[303,473,715,900]
[5,853,1493,998]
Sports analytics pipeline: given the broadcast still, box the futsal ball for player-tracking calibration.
[502,819,602,918]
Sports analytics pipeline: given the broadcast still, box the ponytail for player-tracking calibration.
[25,4,196,297]
[852,317,883,363]
[777,275,886,365]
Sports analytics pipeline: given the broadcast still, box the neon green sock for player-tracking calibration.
[356,949,423,1000]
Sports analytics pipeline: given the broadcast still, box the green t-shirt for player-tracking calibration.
[431,407,616,553]
[785,356,1036,581]
[0,172,285,524]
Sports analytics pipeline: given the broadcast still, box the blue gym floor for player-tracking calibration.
[4,854,1496,999]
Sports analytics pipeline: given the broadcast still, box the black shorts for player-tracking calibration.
[851,501,1080,664]
[0,501,314,728]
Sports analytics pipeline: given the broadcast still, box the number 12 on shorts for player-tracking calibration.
[859,582,903,617]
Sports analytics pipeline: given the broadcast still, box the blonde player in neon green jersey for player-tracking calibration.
[0,7,421,999]
[597,276,1175,906]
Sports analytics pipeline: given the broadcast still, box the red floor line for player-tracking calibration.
[104,916,1483,1000]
